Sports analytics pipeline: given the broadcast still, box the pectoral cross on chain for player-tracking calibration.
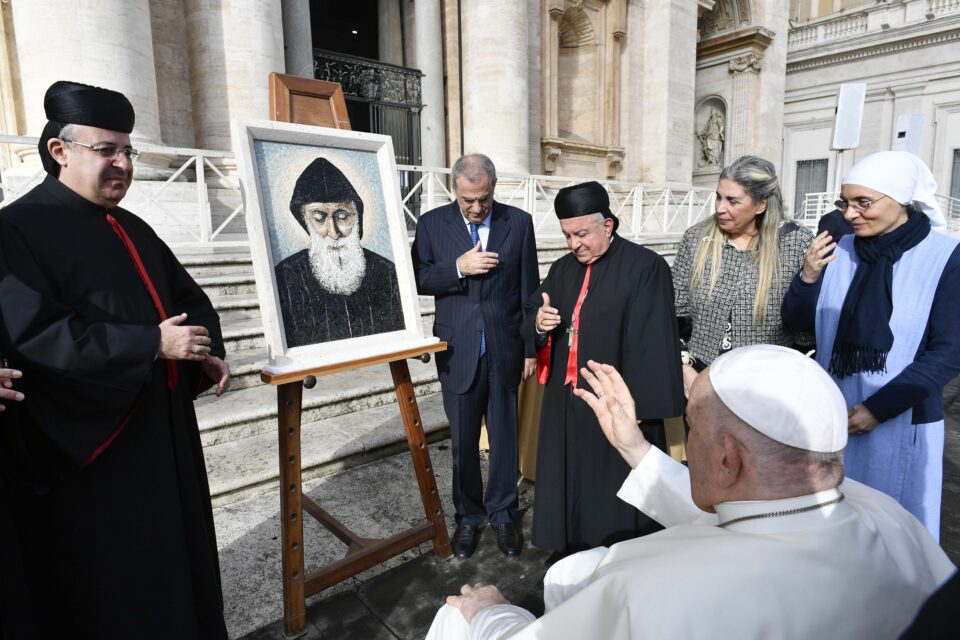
[566,325,578,348]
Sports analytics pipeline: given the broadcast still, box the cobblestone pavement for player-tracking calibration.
[239,382,960,639]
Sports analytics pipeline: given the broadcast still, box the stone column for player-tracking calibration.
[633,0,698,183]
[461,0,529,174]
[379,0,404,66]
[281,0,314,78]
[0,2,24,171]
[415,0,446,170]
[10,0,163,158]
[184,0,285,152]
[753,0,789,167]
[728,53,763,159]
[542,0,563,140]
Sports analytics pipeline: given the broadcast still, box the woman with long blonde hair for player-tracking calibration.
[673,155,813,395]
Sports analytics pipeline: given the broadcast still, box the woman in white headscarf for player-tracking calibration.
[782,151,960,540]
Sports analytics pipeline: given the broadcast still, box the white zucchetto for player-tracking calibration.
[708,345,848,453]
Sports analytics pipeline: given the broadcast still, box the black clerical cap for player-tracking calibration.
[289,157,365,239]
[38,80,136,176]
[554,181,619,231]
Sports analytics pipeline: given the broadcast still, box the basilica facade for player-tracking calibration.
[1,0,958,217]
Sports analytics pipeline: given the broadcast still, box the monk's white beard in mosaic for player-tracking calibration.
[309,231,366,295]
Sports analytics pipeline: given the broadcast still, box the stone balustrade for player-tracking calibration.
[788,0,960,51]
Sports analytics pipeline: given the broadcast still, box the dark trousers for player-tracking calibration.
[441,354,519,526]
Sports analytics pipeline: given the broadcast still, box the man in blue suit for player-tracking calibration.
[412,154,539,558]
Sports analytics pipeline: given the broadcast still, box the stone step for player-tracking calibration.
[210,292,260,312]
[204,391,449,507]
[194,356,440,447]
[204,347,266,394]
[186,261,253,279]
[194,273,258,297]
[222,314,265,353]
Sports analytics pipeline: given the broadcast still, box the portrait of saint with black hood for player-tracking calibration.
[274,157,405,347]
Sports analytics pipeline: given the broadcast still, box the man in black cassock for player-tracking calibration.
[522,181,684,556]
[0,81,230,640]
[274,157,404,347]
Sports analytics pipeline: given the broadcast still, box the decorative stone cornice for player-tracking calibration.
[541,137,625,178]
[729,52,762,74]
[697,26,774,60]
[698,0,716,13]
[786,24,960,72]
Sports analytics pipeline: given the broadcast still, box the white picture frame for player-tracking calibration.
[235,118,437,374]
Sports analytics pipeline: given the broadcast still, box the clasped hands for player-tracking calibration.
[158,313,231,396]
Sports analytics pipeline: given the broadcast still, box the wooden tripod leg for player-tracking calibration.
[277,382,307,637]
[389,360,452,557]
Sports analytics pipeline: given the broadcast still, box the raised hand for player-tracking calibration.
[573,360,651,468]
[457,241,499,276]
[801,230,837,284]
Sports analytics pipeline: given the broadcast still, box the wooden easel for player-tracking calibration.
[261,343,452,638]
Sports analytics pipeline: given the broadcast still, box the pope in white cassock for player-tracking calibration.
[425,345,954,639]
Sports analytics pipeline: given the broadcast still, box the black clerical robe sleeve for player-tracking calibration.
[0,220,160,466]
[521,261,558,350]
[160,243,225,396]
[781,271,821,332]
[622,256,685,420]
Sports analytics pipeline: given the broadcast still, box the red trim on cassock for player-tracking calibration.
[105,213,178,391]
[537,335,552,384]
[563,264,592,389]
[86,394,141,465]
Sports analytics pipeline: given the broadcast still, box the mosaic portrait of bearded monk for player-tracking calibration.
[274,157,404,347]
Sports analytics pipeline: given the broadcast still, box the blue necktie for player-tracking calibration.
[469,222,486,358]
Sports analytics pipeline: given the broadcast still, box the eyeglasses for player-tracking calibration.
[61,139,141,161]
[834,194,889,214]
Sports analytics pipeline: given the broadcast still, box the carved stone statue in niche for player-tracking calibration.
[696,108,725,167]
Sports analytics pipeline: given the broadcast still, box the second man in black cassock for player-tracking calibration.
[523,181,685,558]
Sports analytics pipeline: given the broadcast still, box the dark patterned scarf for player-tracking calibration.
[829,211,930,377]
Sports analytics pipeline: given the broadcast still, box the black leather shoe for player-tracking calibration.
[452,523,480,559]
[492,521,522,557]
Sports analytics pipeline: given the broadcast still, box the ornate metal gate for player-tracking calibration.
[312,49,422,166]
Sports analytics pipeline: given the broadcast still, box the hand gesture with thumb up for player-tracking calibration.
[536,292,561,333]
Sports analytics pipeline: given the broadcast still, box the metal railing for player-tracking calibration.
[397,167,716,241]
[0,134,244,244]
[799,190,960,235]
[2,135,715,245]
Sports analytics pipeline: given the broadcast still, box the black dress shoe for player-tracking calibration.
[492,521,522,556]
[452,523,480,559]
